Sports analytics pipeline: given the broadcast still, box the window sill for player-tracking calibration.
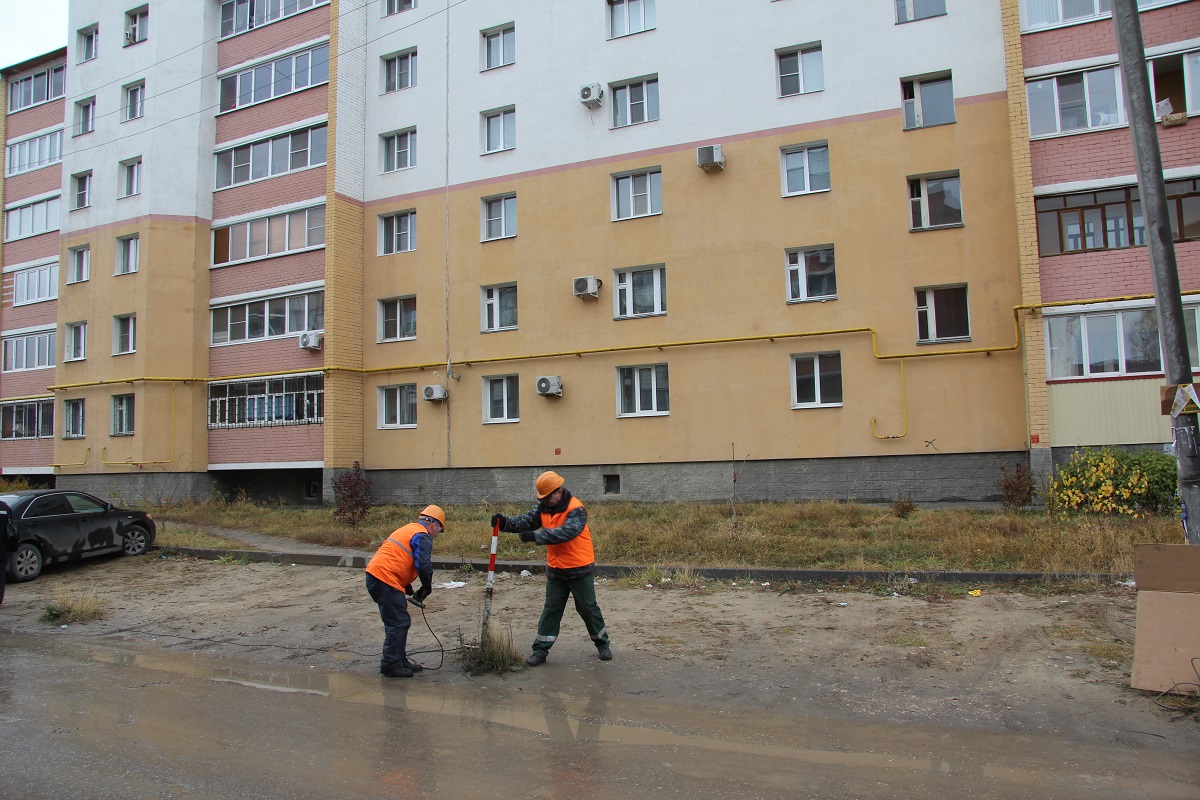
[612,211,663,222]
[895,12,947,24]
[481,234,517,243]
[110,433,135,437]
[113,270,139,277]
[380,248,416,256]
[63,357,86,363]
[66,279,89,285]
[119,193,141,200]
[778,88,824,100]
[903,120,956,131]
[123,39,147,48]
[917,337,971,345]
[910,222,964,232]
[1,366,55,374]
[606,28,655,41]
[617,411,669,419]
[63,435,86,440]
[379,424,417,430]
[783,187,832,199]
[211,243,326,269]
[1029,123,1127,141]
[615,312,666,320]
[792,402,843,409]
[482,146,515,156]
[378,336,417,343]
[481,327,518,334]
[12,298,58,308]
[1047,372,1165,385]
[483,418,519,424]
[73,129,95,138]
[610,118,659,131]
[381,164,416,176]
[120,115,145,124]
[787,296,837,305]
[481,63,515,73]
[112,351,137,357]
[70,205,90,212]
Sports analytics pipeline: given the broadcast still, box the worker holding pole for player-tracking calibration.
[491,471,613,666]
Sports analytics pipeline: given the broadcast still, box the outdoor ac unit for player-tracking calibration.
[573,275,601,298]
[298,332,324,351]
[697,144,725,171]
[422,384,448,401]
[579,83,603,108]
[535,376,563,397]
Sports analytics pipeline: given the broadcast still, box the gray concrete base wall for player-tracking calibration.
[56,472,214,507]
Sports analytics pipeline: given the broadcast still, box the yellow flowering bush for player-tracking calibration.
[1047,447,1176,516]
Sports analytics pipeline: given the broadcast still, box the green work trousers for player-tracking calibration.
[533,571,609,655]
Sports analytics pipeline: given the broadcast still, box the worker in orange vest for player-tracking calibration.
[491,471,611,666]
[365,505,445,678]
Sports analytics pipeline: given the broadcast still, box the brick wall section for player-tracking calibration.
[2,231,59,266]
[0,437,54,468]
[1040,240,1200,303]
[209,250,326,297]
[5,99,65,141]
[0,293,56,330]
[209,337,324,377]
[215,86,329,145]
[0,369,55,398]
[216,7,331,72]
[3,167,63,205]
[1021,2,1200,68]
[209,422,323,464]
[212,167,327,219]
[1031,123,1200,187]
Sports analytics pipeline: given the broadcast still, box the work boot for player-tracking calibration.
[597,645,612,661]
[381,665,414,678]
[525,653,546,667]
[403,659,425,672]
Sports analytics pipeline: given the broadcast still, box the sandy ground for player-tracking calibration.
[1,547,1197,755]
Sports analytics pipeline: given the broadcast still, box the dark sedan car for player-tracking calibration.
[2,490,156,583]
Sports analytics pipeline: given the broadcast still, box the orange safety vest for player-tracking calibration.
[542,496,595,570]
[365,522,425,590]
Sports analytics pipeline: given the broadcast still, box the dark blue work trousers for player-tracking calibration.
[365,573,411,672]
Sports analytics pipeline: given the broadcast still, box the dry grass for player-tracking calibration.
[158,498,1183,575]
[41,590,106,624]
[459,623,525,675]
[156,525,260,550]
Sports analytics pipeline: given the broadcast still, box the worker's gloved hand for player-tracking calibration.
[519,531,537,544]
[414,584,431,602]
[490,513,507,531]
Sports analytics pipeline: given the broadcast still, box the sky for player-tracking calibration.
[0,0,69,70]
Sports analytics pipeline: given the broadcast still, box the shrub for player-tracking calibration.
[1047,447,1177,516]
[1128,449,1180,513]
[891,493,916,519]
[332,462,372,528]
[997,463,1035,508]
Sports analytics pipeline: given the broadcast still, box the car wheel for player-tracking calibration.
[9,543,43,582]
[123,525,150,557]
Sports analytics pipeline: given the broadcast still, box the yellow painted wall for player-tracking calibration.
[1048,379,1172,446]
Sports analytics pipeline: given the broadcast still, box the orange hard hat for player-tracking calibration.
[419,504,446,530]
[535,471,565,499]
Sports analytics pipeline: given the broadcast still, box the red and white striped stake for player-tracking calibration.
[481,520,499,640]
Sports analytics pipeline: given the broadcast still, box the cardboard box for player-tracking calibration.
[1130,544,1200,695]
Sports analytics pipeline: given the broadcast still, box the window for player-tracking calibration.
[76,98,96,135]
[384,0,415,15]
[380,384,417,427]
[787,247,837,302]
[384,50,416,92]
[613,169,662,219]
[1027,67,1123,137]
[64,398,85,438]
[782,145,831,195]
[65,322,87,361]
[117,234,139,274]
[124,81,145,121]
[778,45,824,97]
[903,74,954,129]
[618,364,669,416]
[221,0,322,37]
[1035,185,1154,256]
[896,0,946,23]
[484,25,515,69]
[381,210,416,254]
[215,125,327,189]
[379,296,416,341]
[211,290,323,344]
[13,262,58,305]
[909,173,962,229]
[7,65,65,113]
[614,266,666,318]
[208,374,324,428]
[484,375,520,423]
[915,285,969,342]
[1021,0,1147,30]
[112,394,135,435]
[482,194,517,240]
[68,246,90,283]
[212,205,325,265]
[4,196,60,241]
[609,0,655,38]
[1,400,54,440]
[612,78,659,127]
[2,330,56,372]
[792,352,843,407]
[484,108,515,152]
[218,44,330,112]
[1150,49,1200,118]
[5,129,63,176]
[383,129,416,172]
[121,158,142,197]
[79,27,99,62]
[114,315,137,354]
[126,7,148,44]
[72,171,92,209]
[482,284,517,332]
[1047,306,1164,378]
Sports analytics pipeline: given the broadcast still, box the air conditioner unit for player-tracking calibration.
[422,384,448,401]
[298,332,324,351]
[535,375,563,397]
[579,83,603,108]
[697,144,725,171]
[573,275,601,298]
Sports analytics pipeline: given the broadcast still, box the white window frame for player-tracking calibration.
[13,262,58,306]
[7,65,65,113]
[382,128,416,172]
[902,73,955,129]
[125,7,149,45]
[915,285,970,343]
[781,144,831,196]
[212,205,326,266]
[612,169,662,220]
[123,81,145,121]
[64,398,85,439]
[1026,66,1125,138]
[896,0,946,24]
[383,49,417,93]
[65,322,87,361]
[786,246,837,302]
[68,246,91,284]
[220,0,325,38]
[4,196,60,241]
[6,129,64,177]
[121,158,143,197]
[483,375,520,423]
[483,107,516,153]
[614,265,666,318]
[379,384,418,428]
[384,0,415,16]
[113,314,137,354]
[215,124,327,189]
[1016,0,1181,31]
[792,352,843,408]
[617,363,669,417]
[1045,303,1170,380]
[381,210,416,254]
[481,284,518,332]
[211,290,324,345]
[218,43,330,113]
[76,98,96,136]
[778,44,824,97]
[207,374,324,428]
[482,194,517,240]
[483,25,515,70]
[1,399,54,440]
[71,171,92,210]
[608,0,656,39]
[112,394,135,436]
[379,296,416,341]
[116,234,140,275]
[611,78,659,128]
[2,329,56,372]
[909,173,963,230]
[79,26,99,62]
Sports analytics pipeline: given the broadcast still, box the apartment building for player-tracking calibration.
[1009,0,1200,476]
[2,0,1034,504]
